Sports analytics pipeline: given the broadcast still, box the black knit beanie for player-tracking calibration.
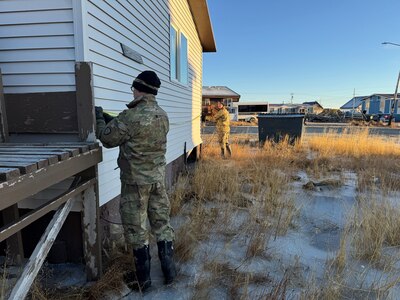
[132,70,161,95]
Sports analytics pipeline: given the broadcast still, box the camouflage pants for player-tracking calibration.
[217,131,230,151]
[120,182,174,249]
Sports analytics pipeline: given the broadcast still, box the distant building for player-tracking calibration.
[362,94,399,114]
[340,96,367,113]
[302,101,324,114]
[269,102,323,114]
[340,94,400,115]
[202,86,240,120]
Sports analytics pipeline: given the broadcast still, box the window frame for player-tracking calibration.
[169,24,188,85]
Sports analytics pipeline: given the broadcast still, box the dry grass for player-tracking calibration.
[351,194,400,263]
[169,174,191,216]
[23,131,400,299]
[88,251,133,299]
[307,128,400,158]
[174,201,209,263]
[191,132,400,298]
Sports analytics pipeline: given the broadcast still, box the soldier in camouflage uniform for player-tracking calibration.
[95,71,176,291]
[213,101,232,158]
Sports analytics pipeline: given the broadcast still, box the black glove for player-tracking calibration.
[103,112,115,124]
[95,106,104,120]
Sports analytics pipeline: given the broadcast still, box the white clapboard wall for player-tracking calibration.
[86,0,203,204]
[0,0,76,93]
[0,0,204,206]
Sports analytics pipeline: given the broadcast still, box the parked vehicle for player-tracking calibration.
[378,114,390,122]
[228,102,269,122]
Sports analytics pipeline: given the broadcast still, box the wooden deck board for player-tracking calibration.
[0,143,100,184]
[0,147,102,209]
[0,154,59,165]
[0,143,97,152]
[0,157,49,169]
[0,167,20,182]
[0,146,80,157]
[0,150,70,161]
[0,161,37,174]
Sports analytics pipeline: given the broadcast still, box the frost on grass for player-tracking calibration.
[166,133,400,300]
[36,132,400,299]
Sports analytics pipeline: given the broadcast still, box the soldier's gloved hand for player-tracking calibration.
[95,106,104,120]
[103,112,115,124]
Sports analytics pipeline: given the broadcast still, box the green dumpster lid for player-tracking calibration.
[258,114,304,118]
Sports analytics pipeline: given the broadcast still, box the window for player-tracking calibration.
[170,25,188,84]
[238,105,269,113]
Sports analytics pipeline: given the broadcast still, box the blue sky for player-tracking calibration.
[203,0,400,108]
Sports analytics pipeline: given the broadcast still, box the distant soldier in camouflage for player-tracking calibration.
[95,71,176,292]
[213,101,232,158]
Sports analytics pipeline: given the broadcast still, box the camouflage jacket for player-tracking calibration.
[96,94,169,185]
[213,107,230,133]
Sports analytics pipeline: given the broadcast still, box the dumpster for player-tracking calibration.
[258,114,304,144]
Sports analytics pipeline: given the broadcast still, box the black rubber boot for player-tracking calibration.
[130,245,151,292]
[220,148,225,158]
[226,144,232,157]
[157,241,177,284]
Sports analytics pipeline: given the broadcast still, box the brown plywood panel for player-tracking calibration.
[4,92,78,134]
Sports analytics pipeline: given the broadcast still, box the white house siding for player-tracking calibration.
[0,0,76,93]
[86,0,203,205]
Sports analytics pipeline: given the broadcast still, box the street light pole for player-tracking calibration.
[388,71,400,126]
[381,41,400,126]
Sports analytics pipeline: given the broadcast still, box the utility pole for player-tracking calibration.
[388,71,400,126]
[351,88,356,119]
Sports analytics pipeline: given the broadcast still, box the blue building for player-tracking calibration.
[341,94,400,119]
[362,94,399,115]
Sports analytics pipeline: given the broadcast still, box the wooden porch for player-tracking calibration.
[0,63,103,299]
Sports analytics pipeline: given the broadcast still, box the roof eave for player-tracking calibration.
[187,0,217,52]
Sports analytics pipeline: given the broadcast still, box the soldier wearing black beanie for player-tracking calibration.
[131,70,161,95]
[96,69,176,291]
